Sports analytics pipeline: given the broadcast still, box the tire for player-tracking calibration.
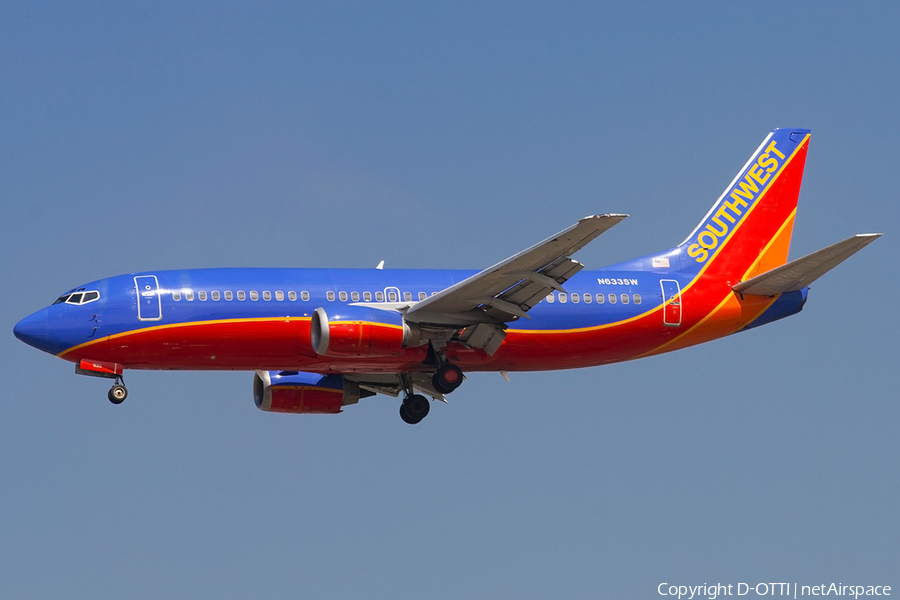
[404,394,430,421]
[108,384,127,404]
[399,403,417,425]
[432,364,463,394]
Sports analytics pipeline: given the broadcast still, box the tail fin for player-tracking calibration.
[678,128,810,282]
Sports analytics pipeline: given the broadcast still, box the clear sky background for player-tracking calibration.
[2,3,898,598]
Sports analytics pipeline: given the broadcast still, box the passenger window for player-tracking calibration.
[288,291,297,301]
[376,291,384,301]
[225,291,233,301]
[403,292,412,301]
[546,294,555,303]
[198,291,208,301]
[634,294,642,304]
[275,291,284,301]
[211,291,220,301]
[388,291,398,302]
[263,291,272,301]
[250,291,259,301]
[596,293,605,304]
[584,293,592,304]
[173,291,181,301]
[67,293,84,304]
[301,291,309,301]
[186,291,195,301]
[571,293,580,303]
[326,291,335,301]
[621,294,629,304]
[339,291,348,301]
[418,292,426,301]
[363,291,372,301]
[237,291,245,301]
[609,293,617,304]
[559,293,567,303]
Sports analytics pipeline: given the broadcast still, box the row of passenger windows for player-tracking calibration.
[168,288,640,306]
[327,290,434,302]
[545,292,642,305]
[170,289,436,303]
[173,290,306,302]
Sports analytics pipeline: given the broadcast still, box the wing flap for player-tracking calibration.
[733,233,882,296]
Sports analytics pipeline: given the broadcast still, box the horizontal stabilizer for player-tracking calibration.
[733,233,882,296]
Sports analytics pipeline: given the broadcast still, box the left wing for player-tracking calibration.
[404,214,627,353]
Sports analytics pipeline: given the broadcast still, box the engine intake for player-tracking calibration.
[253,370,360,414]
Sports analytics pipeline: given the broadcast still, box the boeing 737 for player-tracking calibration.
[14,128,881,424]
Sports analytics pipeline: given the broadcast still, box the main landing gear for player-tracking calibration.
[432,363,463,394]
[108,377,127,405]
[398,361,465,425]
[399,394,430,425]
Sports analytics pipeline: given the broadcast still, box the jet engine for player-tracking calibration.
[253,370,361,414]
[310,306,422,357]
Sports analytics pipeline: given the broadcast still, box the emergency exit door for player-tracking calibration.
[660,279,682,327]
[135,275,162,321]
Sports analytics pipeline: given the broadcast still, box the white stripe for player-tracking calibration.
[681,132,774,245]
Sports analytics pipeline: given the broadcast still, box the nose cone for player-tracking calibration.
[14,308,50,349]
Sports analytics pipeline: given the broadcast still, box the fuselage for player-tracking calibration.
[13,250,808,375]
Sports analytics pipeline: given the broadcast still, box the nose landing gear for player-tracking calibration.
[108,376,127,405]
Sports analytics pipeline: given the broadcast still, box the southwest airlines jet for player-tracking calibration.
[14,129,881,424]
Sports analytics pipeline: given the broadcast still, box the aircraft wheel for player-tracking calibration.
[108,384,127,404]
[399,403,416,424]
[400,394,430,424]
[432,364,463,394]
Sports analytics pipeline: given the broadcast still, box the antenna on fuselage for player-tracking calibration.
[375,260,385,270]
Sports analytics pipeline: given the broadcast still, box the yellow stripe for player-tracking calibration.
[58,316,409,358]
[58,316,310,357]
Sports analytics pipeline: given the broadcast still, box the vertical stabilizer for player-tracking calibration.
[678,128,810,283]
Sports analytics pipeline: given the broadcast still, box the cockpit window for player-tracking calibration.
[53,290,100,305]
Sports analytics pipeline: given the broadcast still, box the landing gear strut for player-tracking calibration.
[108,377,127,405]
[400,394,430,425]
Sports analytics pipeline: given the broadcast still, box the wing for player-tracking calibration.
[404,214,627,353]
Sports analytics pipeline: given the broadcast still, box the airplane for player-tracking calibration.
[14,128,882,424]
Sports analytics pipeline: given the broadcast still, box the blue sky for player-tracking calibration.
[2,3,898,598]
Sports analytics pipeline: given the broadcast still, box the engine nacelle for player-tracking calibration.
[253,370,360,414]
[310,306,418,357]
